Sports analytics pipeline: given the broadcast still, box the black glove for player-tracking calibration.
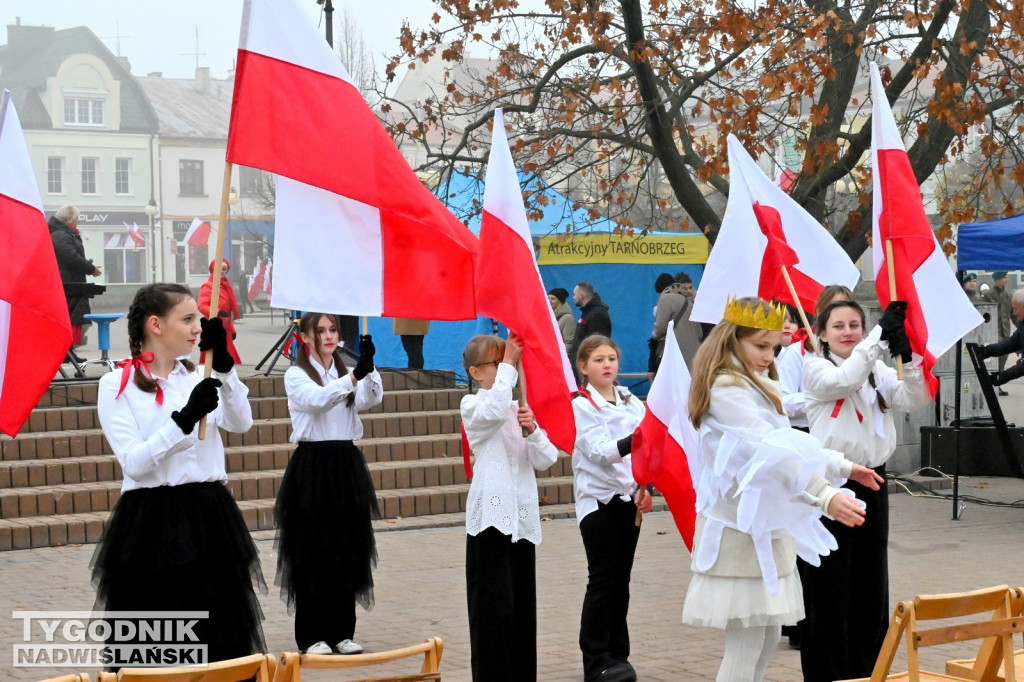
[887,328,913,363]
[977,344,992,359]
[353,334,375,380]
[991,371,1008,387]
[878,300,908,341]
[199,317,235,373]
[171,378,222,434]
[616,433,633,457]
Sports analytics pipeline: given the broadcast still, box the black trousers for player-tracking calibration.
[466,527,537,681]
[579,496,641,681]
[401,335,425,369]
[293,580,356,651]
[800,465,889,682]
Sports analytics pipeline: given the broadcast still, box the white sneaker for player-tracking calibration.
[335,638,364,655]
[304,641,332,655]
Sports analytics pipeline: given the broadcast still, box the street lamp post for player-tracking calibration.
[144,197,159,283]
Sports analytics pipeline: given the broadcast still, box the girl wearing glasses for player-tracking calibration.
[461,332,558,681]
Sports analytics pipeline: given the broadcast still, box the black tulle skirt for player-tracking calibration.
[274,440,380,613]
[90,481,267,664]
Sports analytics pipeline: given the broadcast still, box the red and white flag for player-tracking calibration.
[692,134,860,324]
[227,0,477,319]
[124,222,145,249]
[183,217,211,246]
[869,63,981,397]
[263,259,272,297]
[247,258,264,301]
[476,109,576,453]
[632,321,700,549]
[0,90,72,436]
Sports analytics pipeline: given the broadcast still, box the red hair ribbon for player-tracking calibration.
[791,328,810,355]
[115,352,163,405]
[290,331,309,355]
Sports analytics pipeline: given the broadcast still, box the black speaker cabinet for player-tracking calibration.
[920,426,1024,476]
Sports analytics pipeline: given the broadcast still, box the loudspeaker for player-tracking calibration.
[920,426,1024,476]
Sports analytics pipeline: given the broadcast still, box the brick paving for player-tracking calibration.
[1,475,1023,680]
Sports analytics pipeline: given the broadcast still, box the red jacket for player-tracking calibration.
[198,262,242,364]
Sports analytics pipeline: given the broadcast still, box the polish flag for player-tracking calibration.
[183,217,211,246]
[691,134,860,324]
[227,0,477,319]
[124,222,145,249]
[869,63,981,397]
[263,259,272,297]
[247,258,265,301]
[476,109,576,453]
[632,321,700,549]
[0,90,72,436]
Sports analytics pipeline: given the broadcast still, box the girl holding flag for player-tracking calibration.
[571,335,650,682]
[275,312,382,656]
[799,299,930,682]
[683,296,882,682]
[460,332,558,681]
[92,283,264,667]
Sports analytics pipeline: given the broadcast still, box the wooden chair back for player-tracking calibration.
[38,675,92,682]
[850,585,1023,682]
[945,587,1024,681]
[273,637,443,682]
[94,652,275,682]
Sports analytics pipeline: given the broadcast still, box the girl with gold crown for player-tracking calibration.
[682,296,884,682]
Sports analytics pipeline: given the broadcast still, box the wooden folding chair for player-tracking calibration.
[94,652,275,682]
[38,675,91,682]
[273,637,443,682]
[945,587,1024,681]
[841,584,1023,681]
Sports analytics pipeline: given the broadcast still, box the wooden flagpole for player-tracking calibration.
[516,357,529,438]
[885,239,905,379]
[198,162,235,439]
[780,265,820,354]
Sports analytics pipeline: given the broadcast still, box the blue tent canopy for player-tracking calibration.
[363,169,709,379]
[957,214,1024,270]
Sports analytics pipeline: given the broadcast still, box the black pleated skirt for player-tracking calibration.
[90,481,267,665]
[274,440,380,613]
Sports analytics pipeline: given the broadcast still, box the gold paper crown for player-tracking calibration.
[723,295,786,331]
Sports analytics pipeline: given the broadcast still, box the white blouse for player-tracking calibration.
[285,357,383,443]
[775,343,809,429]
[571,385,646,524]
[803,326,931,468]
[461,363,558,544]
[97,362,253,492]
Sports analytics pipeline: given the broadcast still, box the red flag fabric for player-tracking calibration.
[183,217,211,246]
[0,90,73,436]
[247,259,265,301]
[227,0,477,320]
[869,63,981,397]
[632,320,700,550]
[475,109,576,453]
[125,222,145,250]
[691,135,860,324]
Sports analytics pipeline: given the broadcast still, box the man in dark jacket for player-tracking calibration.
[984,271,1013,382]
[49,205,101,360]
[979,288,1024,393]
[570,281,612,374]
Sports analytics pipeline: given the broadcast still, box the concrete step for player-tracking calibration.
[1,410,464,462]
[14,389,469,434]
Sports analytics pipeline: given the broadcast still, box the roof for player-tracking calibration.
[137,75,234,139]
[0,24,158,133]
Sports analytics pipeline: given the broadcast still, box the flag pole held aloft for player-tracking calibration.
[885,239,904,379]
[198,161,234,440]
[780,265,819,354]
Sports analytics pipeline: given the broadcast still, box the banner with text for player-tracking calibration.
[537,233,708,265]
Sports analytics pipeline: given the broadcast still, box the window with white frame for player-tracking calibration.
[239,166,268,197]
[81,157,99,194]
[63,97,105,126]
[172,220,209,276]
[115,158,132,195]
[47,157,64,194]
[179,159,204,196]
[103,232,147,284]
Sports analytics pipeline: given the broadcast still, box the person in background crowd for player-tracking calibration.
[198,259,242,365]
[649,272,704,374]
[571,282,612,381]
[979,289,1024,389]
[548,287,576,353]
[961,272,978,300]
[394,317,430,369]
[984,271,1013,392]
[49,204,101,362]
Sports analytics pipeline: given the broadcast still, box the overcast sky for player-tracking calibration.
[4,0,436,80]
